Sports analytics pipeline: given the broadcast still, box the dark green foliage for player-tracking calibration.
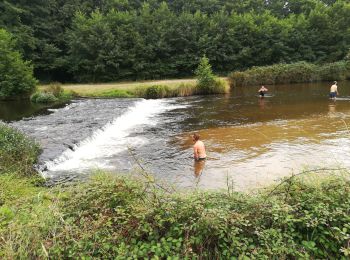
[0,29,37,99]
[0,124,40,176]
[229,61,350,87]
[1,0,350,82]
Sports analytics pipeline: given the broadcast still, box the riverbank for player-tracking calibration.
[39,77,229,99]
[229,61,350,87]
[1,124,350,258]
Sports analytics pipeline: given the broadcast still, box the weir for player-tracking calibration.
[43,99,169,176]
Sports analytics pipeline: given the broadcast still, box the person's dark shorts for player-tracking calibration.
[329,92,337,98]
[259,91,265,97]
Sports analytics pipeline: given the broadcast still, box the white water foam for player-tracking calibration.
[44,99,177,176]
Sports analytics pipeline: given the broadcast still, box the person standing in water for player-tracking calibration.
[329,81,338,99]
[258,85,268,98]
[192,133,206,161]
[192,133,206,177]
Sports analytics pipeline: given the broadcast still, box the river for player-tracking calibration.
[4,81,350,191]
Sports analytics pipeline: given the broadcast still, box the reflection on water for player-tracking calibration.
[194,159,206,178]
[0,100,68,122]
[8,81,350,191]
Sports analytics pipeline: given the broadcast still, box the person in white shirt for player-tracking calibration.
[329,81,338,99]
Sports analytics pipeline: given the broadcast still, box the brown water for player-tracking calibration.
[9,81,350,191]
[166,81,350,190]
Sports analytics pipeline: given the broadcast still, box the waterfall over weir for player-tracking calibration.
[43,99,170,177]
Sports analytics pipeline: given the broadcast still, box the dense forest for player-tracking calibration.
[1,0,349,82]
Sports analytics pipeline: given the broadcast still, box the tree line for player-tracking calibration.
[1,0,349,82]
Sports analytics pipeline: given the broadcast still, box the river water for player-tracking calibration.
[4,81,350,191]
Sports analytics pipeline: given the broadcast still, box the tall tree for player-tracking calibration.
[0,29,37,99]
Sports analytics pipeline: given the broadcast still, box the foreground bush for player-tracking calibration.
[1,170,350,259]
[229,61,350,87]
[0,124,40,176]
[0,29,37,99]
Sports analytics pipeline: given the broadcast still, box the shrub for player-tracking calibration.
[41,172,350,259]
[317,61,350,81]
[0,29,37,99]
[0,124,40,176]
[133,86,147,98]
[228,61,350,87]
[30,92,58,103]
[172,83,198,97]
[31,83,77,103]
[212,79,228,94]
[228,71,247,88]
[195,56,216,93]
[145,85,170,99]
[195,56,229,95]
[60,90,78,100]
[45,83,64,97]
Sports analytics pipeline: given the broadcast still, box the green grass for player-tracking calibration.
[0,123,41,176]
[83,89,135,98]
[39,78,229,99]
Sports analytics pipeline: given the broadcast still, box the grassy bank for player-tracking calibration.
[39,78,229,99]
[1,125,350,258]
[229,61,350,87]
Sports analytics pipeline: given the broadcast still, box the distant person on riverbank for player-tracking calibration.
[258,86,268,98]
[192,133,206,161]
[329,81,338,99]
